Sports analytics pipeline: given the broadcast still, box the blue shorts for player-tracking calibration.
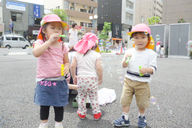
[34,80,69,107]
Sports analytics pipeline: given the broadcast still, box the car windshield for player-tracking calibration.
[19,37,25,41]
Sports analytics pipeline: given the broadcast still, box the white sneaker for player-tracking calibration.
[55,122,63,128]
[55,126,63,128]
[39,122,48,128]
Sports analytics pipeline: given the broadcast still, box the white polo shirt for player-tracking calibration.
[123,48,157,82]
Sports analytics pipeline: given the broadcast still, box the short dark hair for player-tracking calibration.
[83,44,97,56]
[72,23,77,28]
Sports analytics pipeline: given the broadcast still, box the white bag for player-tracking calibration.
[98,88,116,106]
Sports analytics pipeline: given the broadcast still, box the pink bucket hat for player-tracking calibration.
[74,33,98,54]
[128,24,151,37]
[37,14,67,40]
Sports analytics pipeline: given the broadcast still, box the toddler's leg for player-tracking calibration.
[39,106,49,128]
[54,106,64,128]
[77,87,87,115]
[54,106,64,122]
[89,89,100,114]
[135,82,150,128]
[40,106,50,122]
[135,82,150,113]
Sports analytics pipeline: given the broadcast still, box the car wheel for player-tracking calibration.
[5,45,11,49]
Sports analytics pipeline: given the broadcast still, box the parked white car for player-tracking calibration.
[0,34,30,49]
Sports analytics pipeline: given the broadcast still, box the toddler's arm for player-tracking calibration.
[70,57,77,84]
[33,33,60,57]
[32,41,52,57]
[140,52,157,75]
[122,53,132,68]
[139,67,154,75]
[96,58,103,85]
[63,53,70,75]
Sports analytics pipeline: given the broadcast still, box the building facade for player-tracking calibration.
[134,0,163,25]
[1,0,43,39]
[163,0,192,24]
[44,0,98,33]
[98,0,134,41]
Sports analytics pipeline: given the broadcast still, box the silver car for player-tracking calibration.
[0,34,30,49]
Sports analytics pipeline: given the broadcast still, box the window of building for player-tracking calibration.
[11,13,16,21]
[56,6,60,9]
[70,3,75,10]
[84,23,88,27]
[80,22,89,27]
[70,6,74,10]
[88,23,92,28]
[126,0,133,9]
[126,12,133,25]
[88,7,94,14]
[80,9,87,13]
[80,22,84,26]
[34,18,41,25]
[11,12,22,22]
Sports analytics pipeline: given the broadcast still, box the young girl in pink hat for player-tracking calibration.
[71,32,103,120]
[33,14,69,128]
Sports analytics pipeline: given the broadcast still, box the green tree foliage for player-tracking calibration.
[98,22,111,52]
[99,22,111,40]
[147,16,160,25]
[50,9,67,21]
[178,18,186,23]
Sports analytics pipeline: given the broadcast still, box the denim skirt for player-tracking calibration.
[34,80,69,107]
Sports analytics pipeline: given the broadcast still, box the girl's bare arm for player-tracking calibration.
[63,53,70,75]
[96,58,103,85]
[32,41,52,57]
[70,57,77,81]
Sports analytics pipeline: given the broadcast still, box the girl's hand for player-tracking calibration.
[125,53,132,58]
[125,53,132,62]
[73,76,77,85]
[48,33,60,44]
[139,67,148,74]
[98,79,103,85]
[122,53,132,68]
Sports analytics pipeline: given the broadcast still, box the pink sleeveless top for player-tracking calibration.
[35,40,68,78]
